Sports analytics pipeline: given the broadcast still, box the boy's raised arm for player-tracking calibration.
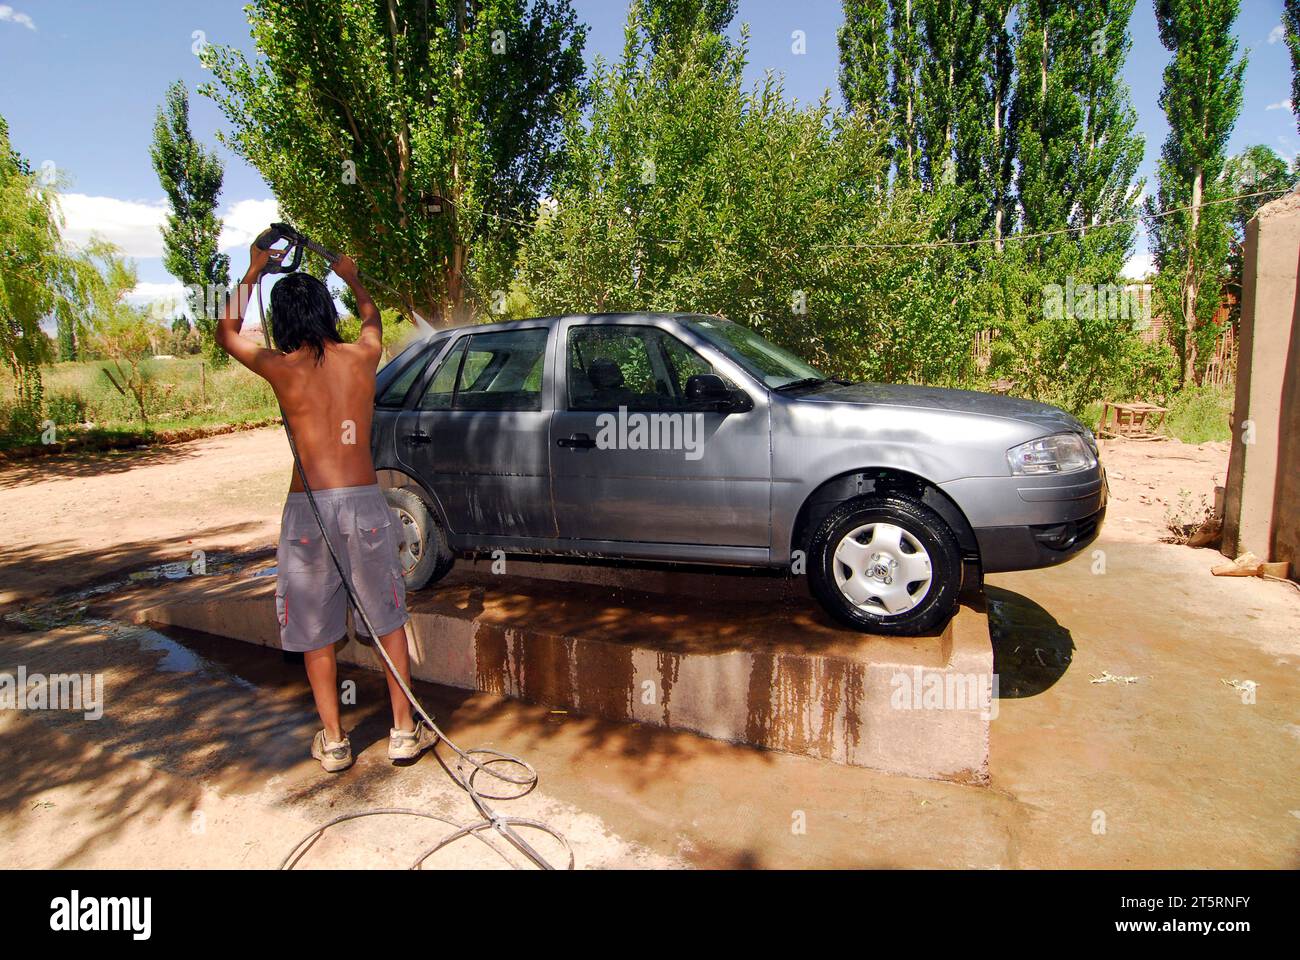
[216,242,283,375]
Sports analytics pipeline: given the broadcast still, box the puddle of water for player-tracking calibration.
[76,618,260,692]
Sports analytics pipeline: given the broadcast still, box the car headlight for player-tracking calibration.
[1007,432,1097,476]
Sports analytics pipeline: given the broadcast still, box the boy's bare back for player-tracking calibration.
[268,340,380,492]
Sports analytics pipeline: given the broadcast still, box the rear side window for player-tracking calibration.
[453,329,549,411]
[378,352,429,407]
[377,336,447,407]
[567,325,720,411]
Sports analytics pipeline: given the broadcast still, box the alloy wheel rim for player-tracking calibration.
[831,522,933,616]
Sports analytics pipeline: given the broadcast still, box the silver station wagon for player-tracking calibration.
[371,313,1106,635]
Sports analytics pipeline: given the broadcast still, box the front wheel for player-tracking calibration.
[383,486,455,591]
[807,494,961,635]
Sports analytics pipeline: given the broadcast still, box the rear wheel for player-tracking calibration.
[383,486,455,591]
[807,494,961,635]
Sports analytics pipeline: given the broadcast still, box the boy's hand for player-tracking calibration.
[331,254,360,284]
[248,239,284,277]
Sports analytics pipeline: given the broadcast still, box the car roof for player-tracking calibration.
[417,311,716,339]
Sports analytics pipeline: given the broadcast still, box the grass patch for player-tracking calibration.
[1,357,281,447]
[1162,385,1234,444]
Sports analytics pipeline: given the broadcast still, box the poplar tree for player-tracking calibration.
[888,0,923,182]
[643,0,736,55]
[915,0,984,197]
[839,0,891,131]
[1144,0,1245,386]
[1011,0,1085,265]
[150,80,230,363]
[969,0,1016,249]
[1073,0,1144,264]
[1286,0,1300,136]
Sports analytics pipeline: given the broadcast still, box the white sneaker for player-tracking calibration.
[311,730,354,773]
[388,720,438,761]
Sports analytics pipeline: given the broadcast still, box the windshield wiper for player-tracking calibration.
[773,377,843,392]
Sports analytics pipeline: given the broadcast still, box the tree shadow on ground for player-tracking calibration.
[0,441,206,490]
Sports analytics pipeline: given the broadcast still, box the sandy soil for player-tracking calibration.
[0,428,295,606]
[1096,437,1230,545]
[2,425,1295,869]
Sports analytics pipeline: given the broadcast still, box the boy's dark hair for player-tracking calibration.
[269,272,343,363]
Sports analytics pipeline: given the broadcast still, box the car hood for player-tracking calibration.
[798,381,1089,435]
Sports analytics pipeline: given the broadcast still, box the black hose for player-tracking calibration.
[254,276,573,870]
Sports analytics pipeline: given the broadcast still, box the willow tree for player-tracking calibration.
[203,0,585,327]
[0,115,115,432]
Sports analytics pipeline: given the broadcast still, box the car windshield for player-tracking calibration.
[682,317,826,389]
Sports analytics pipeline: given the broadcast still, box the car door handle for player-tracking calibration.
[403,431,432,446]
[557,433,596,449]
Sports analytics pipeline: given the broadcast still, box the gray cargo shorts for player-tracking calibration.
[274,483,409,653]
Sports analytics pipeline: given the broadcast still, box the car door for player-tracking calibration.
[373,336,447,469]
[395,326,556,540]
[549,318,771,547]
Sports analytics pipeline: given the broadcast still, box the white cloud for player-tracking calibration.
[57,193,168,258]
[0,5,36,30]
[1122,253,1155,281]
[1267,99,1293,111]
[56,193,278,260]
[218,198,280,251]
[1269,24,1286,44]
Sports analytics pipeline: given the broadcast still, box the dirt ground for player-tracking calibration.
[1,427,1297,868]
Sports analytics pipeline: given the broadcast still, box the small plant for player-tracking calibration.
[45,391,88,426]
[1163,487,1214,544]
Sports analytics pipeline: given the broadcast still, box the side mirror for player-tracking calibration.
[685,374,751,412]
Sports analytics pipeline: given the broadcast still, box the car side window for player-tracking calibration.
[418,337,467,410]
[453,328,549,411]
[567,325,719,411]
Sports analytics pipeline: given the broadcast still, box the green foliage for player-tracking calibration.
[44,390,88,426]
[202,0,586,326]
[0,114,125,425]
[838,0,889,128]
[80,248,169,424]
[1221,145,1296,311]
[516,12,986,387]
[1161,383,1233,443]
[150,80,230,364]
[335,308,421,359]
[0,356,280,447]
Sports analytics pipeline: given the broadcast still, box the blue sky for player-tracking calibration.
[1,0,1295,305]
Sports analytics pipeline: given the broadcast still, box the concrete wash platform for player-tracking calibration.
[116,559,993,783]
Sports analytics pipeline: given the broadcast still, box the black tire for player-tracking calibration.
[807,493,961,635]
[383,486,455,591]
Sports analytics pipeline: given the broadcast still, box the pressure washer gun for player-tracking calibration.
[253,221,339,275]
[252,222,432,332]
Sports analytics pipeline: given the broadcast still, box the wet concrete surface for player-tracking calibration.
[2,539,1297,868]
